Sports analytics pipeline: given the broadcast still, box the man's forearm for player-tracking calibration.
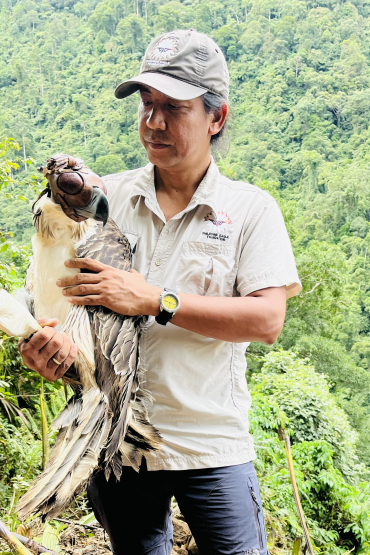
[164,286,287,344]
[58,260,287,344]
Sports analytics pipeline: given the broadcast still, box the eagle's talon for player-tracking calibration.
[46,153,85,173]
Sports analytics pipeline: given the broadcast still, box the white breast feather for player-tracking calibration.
[31,197,97,386]
[32,197,95,326]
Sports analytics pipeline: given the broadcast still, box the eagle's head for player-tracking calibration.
[36,154,109,226]
[33,196,94,241]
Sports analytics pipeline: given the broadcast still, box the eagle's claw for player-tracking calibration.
[46,154,84,173]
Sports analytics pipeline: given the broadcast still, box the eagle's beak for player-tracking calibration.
[74,187,109,226]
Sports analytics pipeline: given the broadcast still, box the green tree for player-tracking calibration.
[92,154,127,175]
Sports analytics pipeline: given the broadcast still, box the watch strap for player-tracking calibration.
[156,309,174,326]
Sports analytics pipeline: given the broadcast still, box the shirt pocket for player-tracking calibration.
[175,241,237,297]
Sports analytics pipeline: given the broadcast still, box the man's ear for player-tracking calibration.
[209,103,228,137]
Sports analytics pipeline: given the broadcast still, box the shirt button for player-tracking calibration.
[155,259,162,266]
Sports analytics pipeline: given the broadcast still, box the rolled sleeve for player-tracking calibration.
[236,199,301,299]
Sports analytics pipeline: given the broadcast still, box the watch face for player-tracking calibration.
[163,293,178,312]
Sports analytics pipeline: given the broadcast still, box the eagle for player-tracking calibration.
[0,154,162,520]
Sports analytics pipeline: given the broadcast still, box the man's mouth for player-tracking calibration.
[147,140,170,150]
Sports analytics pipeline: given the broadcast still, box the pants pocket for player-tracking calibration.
[247,477,263,551]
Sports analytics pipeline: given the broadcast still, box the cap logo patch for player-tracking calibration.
[147,35,179,67]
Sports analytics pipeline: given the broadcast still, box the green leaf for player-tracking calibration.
[40,523,61,553]
[79,512,98,525]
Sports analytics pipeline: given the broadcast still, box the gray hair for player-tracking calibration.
[202,92,229,147]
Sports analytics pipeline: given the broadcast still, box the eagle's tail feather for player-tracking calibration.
[16,388,110,520]
[18,389,101,509]
[45,417,111,519]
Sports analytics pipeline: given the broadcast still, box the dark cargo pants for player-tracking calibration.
[87,460,269,555]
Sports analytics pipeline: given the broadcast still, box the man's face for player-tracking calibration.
[138,86,215,170]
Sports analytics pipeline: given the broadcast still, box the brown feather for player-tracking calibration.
[17,201,162,521]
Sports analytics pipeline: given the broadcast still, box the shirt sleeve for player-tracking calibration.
[236,199,301,299]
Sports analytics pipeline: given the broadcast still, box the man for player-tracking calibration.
[20,29,301,555]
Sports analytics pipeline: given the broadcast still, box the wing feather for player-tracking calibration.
[17,217,162,520]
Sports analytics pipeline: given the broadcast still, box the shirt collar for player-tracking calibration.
[129,158,220,218]
[130,162,156,209]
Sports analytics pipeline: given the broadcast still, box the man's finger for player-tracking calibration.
[67,295,102,306]
[62,284,101,297]
[37,318,59,328]
[46,333,69,371]
[64,258,108,272]
[39,332,65,361]
[25,327,57,351]
[56,344,78,380]
[56,273,101,288]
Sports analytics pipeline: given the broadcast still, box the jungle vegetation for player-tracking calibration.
[1,0,370,552]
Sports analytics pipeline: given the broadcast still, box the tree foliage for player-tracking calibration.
[251,352,370,554]
[1,0,370,551]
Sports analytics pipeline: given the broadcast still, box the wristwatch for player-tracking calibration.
[155,288,180,326]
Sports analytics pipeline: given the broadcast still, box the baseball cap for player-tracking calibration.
[114,29,229,102]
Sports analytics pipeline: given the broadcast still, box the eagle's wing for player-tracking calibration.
[76,218,162,480]
[17,218,161,521]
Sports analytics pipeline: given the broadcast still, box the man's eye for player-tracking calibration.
[169,104,181,110]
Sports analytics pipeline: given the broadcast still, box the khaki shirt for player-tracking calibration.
[103,159,301,470]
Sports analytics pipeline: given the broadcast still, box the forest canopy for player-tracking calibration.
[1,0,370,552]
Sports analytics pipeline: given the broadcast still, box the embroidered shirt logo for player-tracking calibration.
[203,211,232,241]
[204,211,232,226]
[147,35,179,67]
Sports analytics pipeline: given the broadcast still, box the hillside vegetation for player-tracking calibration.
[1,0,370,552]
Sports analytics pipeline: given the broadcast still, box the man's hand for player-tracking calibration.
[19,318,78,382]
[56,259,162,317]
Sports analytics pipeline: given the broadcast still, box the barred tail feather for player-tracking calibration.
[46,417,111,519]
[17,388,110,520]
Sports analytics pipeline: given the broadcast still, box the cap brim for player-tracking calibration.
[114,72,208,101]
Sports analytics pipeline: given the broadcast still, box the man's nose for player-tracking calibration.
[146,107,166,131]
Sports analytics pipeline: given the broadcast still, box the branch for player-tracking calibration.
[0,519,34,555]
[51,517,101,529]
[0,519,59,554]
[278,430,315,555]
[304,281,322,295]
[13,531,58,555]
